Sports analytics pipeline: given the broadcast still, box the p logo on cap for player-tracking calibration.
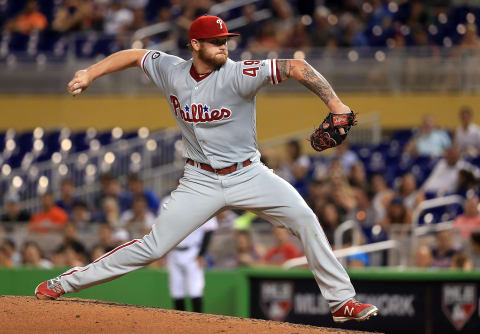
[189,15,240,40]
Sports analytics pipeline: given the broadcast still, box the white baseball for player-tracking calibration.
[72,88,82,96]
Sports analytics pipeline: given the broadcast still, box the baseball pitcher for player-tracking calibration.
[35,15,378,323]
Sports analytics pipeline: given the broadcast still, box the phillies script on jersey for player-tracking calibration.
[170,95,232,123]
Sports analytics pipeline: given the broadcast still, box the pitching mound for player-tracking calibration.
[0,296,377,334]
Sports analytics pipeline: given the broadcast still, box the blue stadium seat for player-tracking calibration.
[9,32,29,52]
[71,131,89,153]
[0,132,5,151]
[97,131,112,146]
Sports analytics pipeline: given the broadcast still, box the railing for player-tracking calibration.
[260,112,382,151]
[283,240,402,269]
[334,220,362,250]
[0,129,183,214]
[409,195,465,265]
[283,194,469,269]
[411,195,465,228]
[1,43,480,94]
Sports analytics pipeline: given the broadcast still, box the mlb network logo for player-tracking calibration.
[442,284,477,331]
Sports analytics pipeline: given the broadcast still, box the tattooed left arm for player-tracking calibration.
[276,59,350,114]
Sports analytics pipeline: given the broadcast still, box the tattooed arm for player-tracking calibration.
[276,59,350,114]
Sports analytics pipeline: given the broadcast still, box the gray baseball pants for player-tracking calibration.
[58,161,355,310]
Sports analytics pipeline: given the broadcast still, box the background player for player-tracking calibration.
[35,15,378,323]
[162,195,217,313]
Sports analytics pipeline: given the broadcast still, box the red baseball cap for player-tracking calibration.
[189,15,240,41]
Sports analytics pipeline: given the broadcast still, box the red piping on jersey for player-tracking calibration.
[58,239,142,278]
[93,239,142,263]
[60,267,89,277]
[275,60,282,83]
[190,64,212,82]
[141,51,151,77]
[270,59,275,84]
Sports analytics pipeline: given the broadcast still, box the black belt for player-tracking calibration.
[174,246,190,251]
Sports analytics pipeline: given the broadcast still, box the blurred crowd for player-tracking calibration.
[1,0,480,53]
[1,105,480,272]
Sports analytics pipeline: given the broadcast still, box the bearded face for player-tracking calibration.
[197,40,228,69]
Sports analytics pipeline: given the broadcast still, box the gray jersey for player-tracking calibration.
[141,51,281,169]
[46,48,359,315]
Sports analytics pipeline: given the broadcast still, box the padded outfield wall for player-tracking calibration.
[1,268,479,333]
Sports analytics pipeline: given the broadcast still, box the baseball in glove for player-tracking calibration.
[310,111,357,152]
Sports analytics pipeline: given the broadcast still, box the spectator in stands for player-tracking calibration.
[119,195,156,238]
[456,170,478,196]
[431,229,460,268]
[450,253,473,271]
[318,202,341,245]
[422,145,480,196]
[62,223,88,262]
[404,114,451,157]
[1,192,30,223]
[56,178,77,217]
[329,160,357,217]
[94,173,130,212]
[30,192,68,233]
[310,6,333,47]
[52,0,94,33]
[70,200,93,231]
[283,19,311,49]
[235,4,257,47]
[95,196,122,228]
[97,223,115,252]
[370,174,395,224]
[348,161,368,190]
[306,178,330,213]
[129,7,147,31]
[51,246,67,267]
[261,227,301,266]
[4,0,47,35]
[339,15,367,48]
[248,21,281,53]
[454,106,480,158]
[352,187,376,228]
[104,0,134,36]
[0,239,21,267]
[379,197,411,233]
[125,174,159,214]
[126,0,148,10]
[90,245,107,262]
[397,173,424,211]
[470,232,480,268]
[333,142,359,174]
[460,23,480,50]
[0,244,13,268]
[414,245,432,268]
[277,139,311,197]
[97,222,128,252]
[21,241,52,268]
[64,244,87,267]
[233,230,261,267]
[454,195,480,239]
[342,231,369,268]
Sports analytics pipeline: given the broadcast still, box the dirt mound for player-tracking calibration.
[0,296,377,334]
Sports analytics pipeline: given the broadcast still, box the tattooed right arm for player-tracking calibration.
[275,59,349,113]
